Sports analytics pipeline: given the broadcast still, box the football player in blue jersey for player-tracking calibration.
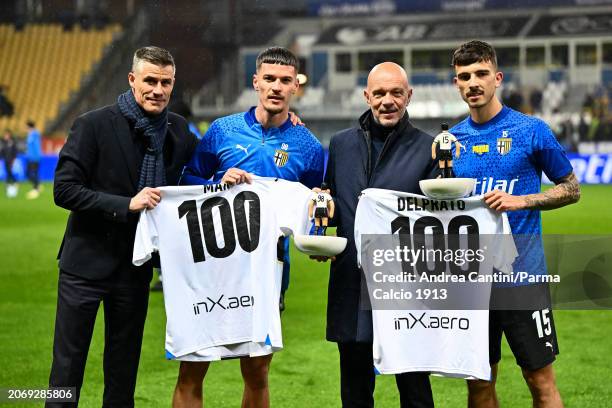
[450,40,580,408]
[175,47,324,408]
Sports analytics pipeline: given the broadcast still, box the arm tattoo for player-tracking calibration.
[524,172,581,210]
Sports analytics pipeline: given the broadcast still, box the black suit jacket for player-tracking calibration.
[54,104,197,279]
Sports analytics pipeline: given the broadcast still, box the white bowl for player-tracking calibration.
[419,178,476,199]
[293,235,347,257]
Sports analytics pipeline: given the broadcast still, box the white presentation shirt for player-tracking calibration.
[355,188,515,380]
[133,177,312,360]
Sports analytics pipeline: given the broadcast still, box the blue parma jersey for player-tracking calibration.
[180,107,324,291]
[180,107,324,189]
[451,106,573,280]
[26,128,42,161]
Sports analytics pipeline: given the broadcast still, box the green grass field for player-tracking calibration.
[0,184,611,407]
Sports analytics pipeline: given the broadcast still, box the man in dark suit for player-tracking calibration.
[47,46,197,407]
[316,62,437,408]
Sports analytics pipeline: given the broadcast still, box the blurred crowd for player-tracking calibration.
[502,84,612,152]
[581,86,611,142]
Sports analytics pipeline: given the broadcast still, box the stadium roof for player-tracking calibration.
[527,12,612,37]
[316,16,530,45]
[314,11,612,45]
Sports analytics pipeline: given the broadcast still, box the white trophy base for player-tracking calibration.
[293,235,347,257]
[419,178,476,199]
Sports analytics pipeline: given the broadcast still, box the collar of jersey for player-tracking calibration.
[467,105,510,130]
[245,106,292,132]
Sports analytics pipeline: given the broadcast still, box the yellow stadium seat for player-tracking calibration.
[0,23,121,134]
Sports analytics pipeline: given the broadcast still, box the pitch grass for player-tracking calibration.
[0,184,611,407]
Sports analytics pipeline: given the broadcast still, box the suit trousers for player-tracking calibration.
[27,161,39,189]
[337,342,434,408]
[3,159,15,183]
[46,268,151,407]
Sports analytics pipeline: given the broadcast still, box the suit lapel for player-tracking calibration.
[110,107,140,189]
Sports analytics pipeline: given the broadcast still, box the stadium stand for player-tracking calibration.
[295,86,325,109]
[234,88,259,111]
[0,0,609,148]
[189,2,612,147]
[0,23,120,135]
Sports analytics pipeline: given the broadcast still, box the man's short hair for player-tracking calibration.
[452,40,498,68]
[132,46,175,72]
[26,120,35,128]
[256,47,299,73]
